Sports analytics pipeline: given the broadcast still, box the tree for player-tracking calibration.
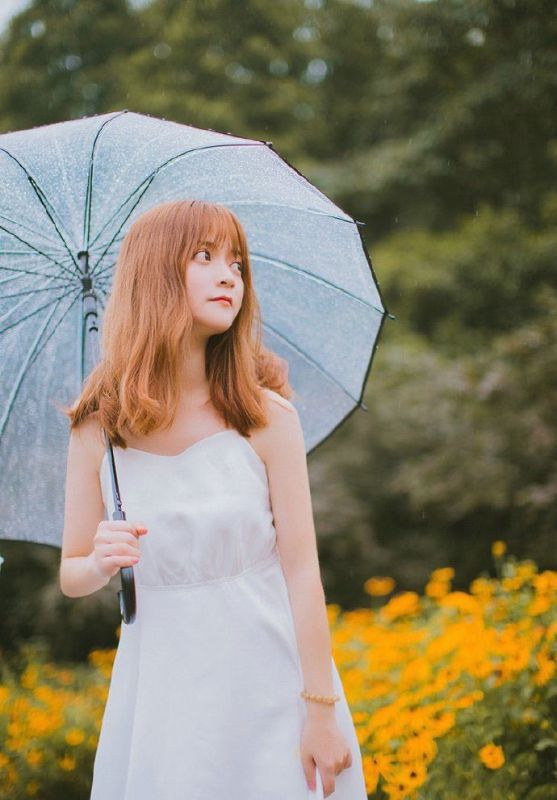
[0,0,148,130]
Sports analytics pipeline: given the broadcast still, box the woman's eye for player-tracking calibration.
[194,249,242,273]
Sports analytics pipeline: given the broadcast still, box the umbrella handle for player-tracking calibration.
[103,429,137,625]
[118,566,137,625]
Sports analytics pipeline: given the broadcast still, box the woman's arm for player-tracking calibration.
[59,415,152,597]
[59,415,113,597]
[258,392,335,722]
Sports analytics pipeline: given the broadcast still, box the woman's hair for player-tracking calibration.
[59,199,293,447]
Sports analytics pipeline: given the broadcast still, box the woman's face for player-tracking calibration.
[185,238,244,336]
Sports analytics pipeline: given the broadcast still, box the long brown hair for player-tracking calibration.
[60,200,293,447]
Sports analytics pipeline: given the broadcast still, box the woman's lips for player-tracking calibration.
[211,298,232,305]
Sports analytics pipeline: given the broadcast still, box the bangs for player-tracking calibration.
[190,204,245,260]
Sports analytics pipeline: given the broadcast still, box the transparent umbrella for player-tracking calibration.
[0,110,393,621]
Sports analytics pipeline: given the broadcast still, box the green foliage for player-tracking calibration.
[373,198,557,350]
[312,0,557,232]
[313,280,557,600]
[0,0,147,128]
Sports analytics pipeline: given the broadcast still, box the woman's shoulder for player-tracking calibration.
[255,387,305,466]
[258,386,297,414]
[257,387,303,448]
[71,410,106,475]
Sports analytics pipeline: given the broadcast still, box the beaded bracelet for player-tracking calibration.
[300,690,340,705]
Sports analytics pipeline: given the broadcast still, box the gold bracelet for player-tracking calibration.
[300,690,340,705]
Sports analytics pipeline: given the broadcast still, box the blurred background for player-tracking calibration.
[0,0,555,663]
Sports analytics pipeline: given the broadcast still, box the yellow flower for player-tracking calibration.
[20,664,39,689]
[532,571,557,594]
[516,562,537,580]
[469,577,495,599]
[439,591,481,615]
[491,541,507,557]
[25,749,43,768]
[533,655,555,686]
[361,754,380,794]
[0,685,10,709]
[382,591,420,620]
[369,751,397,781]
[479,743,505,769]
[502,575,525,592]
[65,727,86,746]
[430,567,454,582]
[425,580,450,600]
[545,621,557,641]
[529,596,551,616]
[453,693,478,709]
[400,657,432,687]
[397,733,437,764]
[58,754,76,771]
[364,576,396,597]
[429,710,455,737]
[388,760,428,793]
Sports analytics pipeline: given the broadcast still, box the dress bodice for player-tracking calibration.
[98,429,278,588]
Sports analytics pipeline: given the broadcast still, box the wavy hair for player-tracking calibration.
[60,200,293,447]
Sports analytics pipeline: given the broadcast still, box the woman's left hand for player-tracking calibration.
[300,715,353,797]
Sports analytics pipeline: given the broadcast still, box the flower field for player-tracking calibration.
[0,541,555,799]
[336,541,557,798]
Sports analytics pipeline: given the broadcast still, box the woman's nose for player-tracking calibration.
[218,267,236,285]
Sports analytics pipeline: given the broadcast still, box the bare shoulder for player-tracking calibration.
[254,388,305,465]
[259,387,297,416]
[70,411,106,475]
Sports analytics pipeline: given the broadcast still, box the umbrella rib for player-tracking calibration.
[0,284,78,334]
[209,198,354,225]
[0,262,75,283]
[0,222,76,277]
[261,319,362,406]
[0,147,78,269]
[87,141,265,253]
[92,266,115,284]
[0,288,81,440]
[0,249,64,256]
[252,252,385,316]
[93,282,111,306]
[92,174,157,272]
[89,195,355,259]
[83,110,129,250]
[0,211,63,247]
[1,277,75,299]
[25,289,82,372]
[28,176,79,269]
[0,272,26,286]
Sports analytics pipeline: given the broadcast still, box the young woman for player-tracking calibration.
[59,199,368,799]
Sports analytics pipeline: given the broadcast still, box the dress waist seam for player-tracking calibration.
[136,546,281,591]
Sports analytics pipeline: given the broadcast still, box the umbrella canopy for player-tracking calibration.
[0,110,392,548]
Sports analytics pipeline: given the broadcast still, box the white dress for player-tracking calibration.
[91,416,368,799]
